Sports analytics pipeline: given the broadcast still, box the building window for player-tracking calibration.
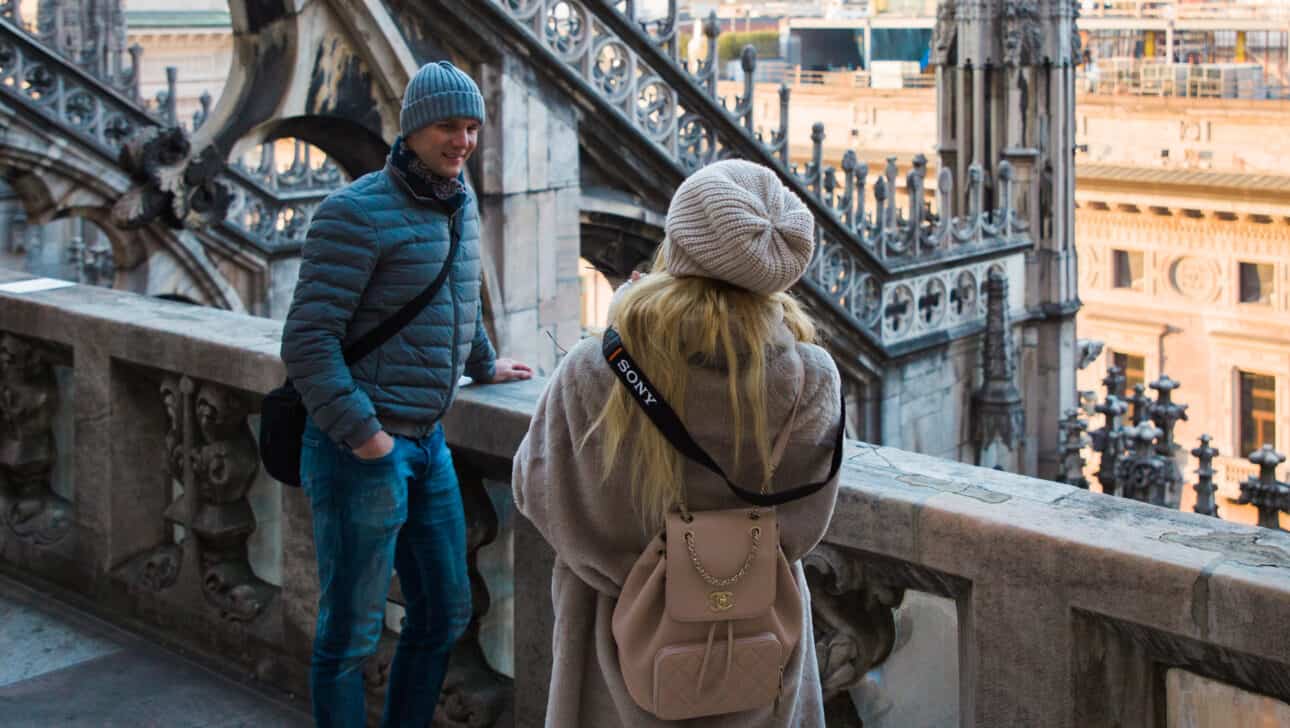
[1238,262,1274,305]
[1239,371,1276,457]
[1111,351,1146,396]
[1112,249,1144,290]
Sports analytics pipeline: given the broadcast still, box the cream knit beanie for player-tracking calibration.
[662,159,815,295]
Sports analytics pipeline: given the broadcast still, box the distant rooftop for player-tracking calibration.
[125,10,231,30]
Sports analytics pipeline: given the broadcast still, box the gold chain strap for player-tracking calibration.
[684,527,761,587]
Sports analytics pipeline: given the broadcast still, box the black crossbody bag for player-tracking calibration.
[601,327,844,506]
[259,230,461,486]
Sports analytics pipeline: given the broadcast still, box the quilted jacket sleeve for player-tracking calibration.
[281,193,383,449]
[464,299,497,382]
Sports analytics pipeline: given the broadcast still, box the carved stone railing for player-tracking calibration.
[3,270,1289,727]
[0,13,331,254]
[485,0,1031,347]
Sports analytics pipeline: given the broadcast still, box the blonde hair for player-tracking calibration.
[583,248,816,533]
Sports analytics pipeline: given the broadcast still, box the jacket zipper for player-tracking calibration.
[445,208,462,408]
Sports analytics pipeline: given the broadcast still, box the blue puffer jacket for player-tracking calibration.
[281,160,496,449]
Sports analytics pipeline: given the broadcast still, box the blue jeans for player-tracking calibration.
[299,419,472,728]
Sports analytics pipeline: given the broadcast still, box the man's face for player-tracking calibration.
[406,117,480,178]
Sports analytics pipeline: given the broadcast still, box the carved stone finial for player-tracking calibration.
[1238,445,1288,531]
[1191,435,1220,518]
[973,270,1024,466]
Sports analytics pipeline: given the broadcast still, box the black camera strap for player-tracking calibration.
[602,327,844,508]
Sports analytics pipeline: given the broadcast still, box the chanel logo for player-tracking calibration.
[708,591,735,612]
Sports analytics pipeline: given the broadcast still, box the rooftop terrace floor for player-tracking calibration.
[0,574,310,727]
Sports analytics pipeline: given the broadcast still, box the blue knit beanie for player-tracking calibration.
[400,61,486,136]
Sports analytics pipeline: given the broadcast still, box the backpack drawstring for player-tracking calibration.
[695,620,736,699]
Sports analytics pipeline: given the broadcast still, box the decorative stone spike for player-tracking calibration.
[1238,445,1288,531]
[1092,395,1127,496]
[1102,366,1126,401]
[1149,374,1188,509]
[1190,435,1220,518]
[1130,383,1152,425]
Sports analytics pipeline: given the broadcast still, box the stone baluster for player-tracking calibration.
[906,154,927,254]
[932,166,954,250]
[1057,408,1090,489]
[808,122,825,199]
[737,45,756,132]
[698,11,719,97]
[840,151,857,229]
[873,175,889,259]
[773,83,790,165]
[965,163,985,246]
[883,157,898,236]
[997,160,1016,237]
[1238,445,1288,531]
[127,43,143,103]
[823,166,837,211]
[1129,383,1152,425]
[1191,435,1220,518]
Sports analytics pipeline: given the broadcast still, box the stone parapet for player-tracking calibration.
[0,271,1287,726]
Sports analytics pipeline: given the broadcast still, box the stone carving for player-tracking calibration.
[492,0,1031,344]
[111,126,231,232]
[973,270,1025,461]
[1191,435,1220,518]
[115,542,182,593]
[1057,409,1090,489]
[0,333,70,546]
[1238,445,1288,531]
[1169,256,1221,302]
[1115,424,1170,506]
[1149,376,1188,509]
[156,374,276,621]
[1002,0,1042,67]
[1076,339,1104,370]
[931,0,957,66]
[803,544,904,727]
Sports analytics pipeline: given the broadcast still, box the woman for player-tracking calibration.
[513,159,843,727]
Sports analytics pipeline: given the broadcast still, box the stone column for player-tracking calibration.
[476,54,582,376]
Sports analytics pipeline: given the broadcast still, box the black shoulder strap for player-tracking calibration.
[343,216,462,366]
[602,327,845,508]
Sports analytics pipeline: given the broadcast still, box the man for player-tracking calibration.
[282,61,531,727]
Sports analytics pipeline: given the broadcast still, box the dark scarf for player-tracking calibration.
[389,136,468,209]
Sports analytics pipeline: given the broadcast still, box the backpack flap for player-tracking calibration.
[665,507,778,622]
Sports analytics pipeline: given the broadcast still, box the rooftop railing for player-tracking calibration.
[2,272,1287,726]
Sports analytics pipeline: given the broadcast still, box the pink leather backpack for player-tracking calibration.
[602,328,844,720]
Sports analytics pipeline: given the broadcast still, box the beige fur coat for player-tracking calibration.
[512,316,843,728]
